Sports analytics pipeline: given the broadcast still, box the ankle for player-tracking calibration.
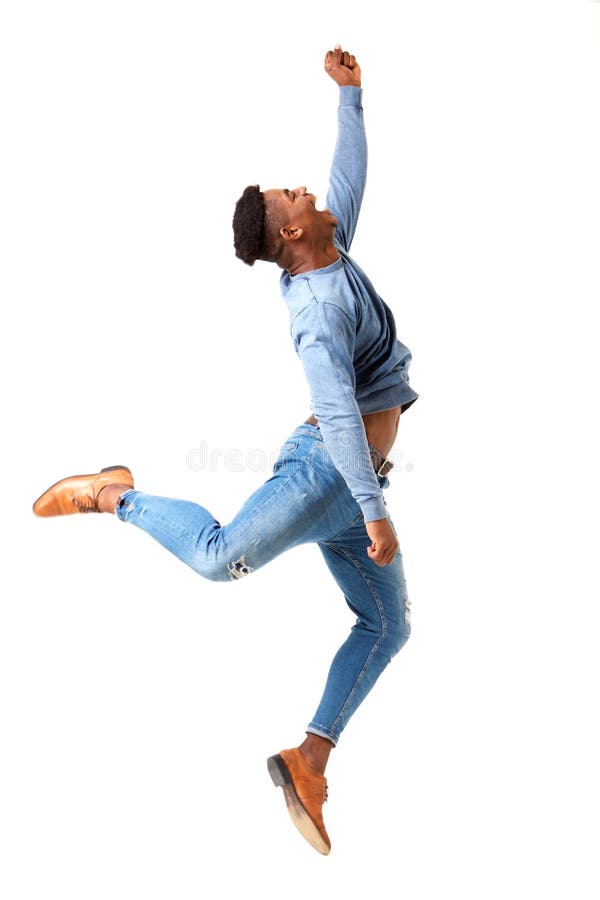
[299,734,334,776]
[96,483,131,514]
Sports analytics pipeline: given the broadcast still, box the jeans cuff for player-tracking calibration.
[115,488,137,521]
[306,725,339,747]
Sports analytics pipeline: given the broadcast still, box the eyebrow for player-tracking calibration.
[284,189,295,201]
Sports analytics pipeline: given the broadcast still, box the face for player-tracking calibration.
[263,186,338,240]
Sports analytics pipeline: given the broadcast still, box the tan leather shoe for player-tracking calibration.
[267,747,331,855]
[32,466,134,517]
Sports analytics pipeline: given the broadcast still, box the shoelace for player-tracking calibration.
[74,493,97,513]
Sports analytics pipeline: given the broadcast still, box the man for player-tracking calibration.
[32,45,418,855]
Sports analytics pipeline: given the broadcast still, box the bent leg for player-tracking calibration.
[307,516,412,745]
[115,425,360,583]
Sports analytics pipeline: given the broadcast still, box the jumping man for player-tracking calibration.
[32,45,419,855]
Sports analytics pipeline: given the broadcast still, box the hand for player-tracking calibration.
[324,44,361,87]
[365,517,399,566]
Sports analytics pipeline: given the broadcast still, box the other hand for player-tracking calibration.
[324,44,361,87]
[365,516,399,566]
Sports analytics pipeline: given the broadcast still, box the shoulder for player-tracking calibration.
[291,299,356,348]
[293,296,354,325]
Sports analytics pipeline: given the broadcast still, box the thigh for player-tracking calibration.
[317,515,411,636]
[216,425,360,575]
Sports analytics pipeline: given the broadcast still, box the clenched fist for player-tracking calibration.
[365,516,399,566]
[324,44,361,87]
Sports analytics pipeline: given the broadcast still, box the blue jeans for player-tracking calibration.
[116,422,411,745]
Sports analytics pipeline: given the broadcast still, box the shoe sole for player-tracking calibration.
[267,754,330,855]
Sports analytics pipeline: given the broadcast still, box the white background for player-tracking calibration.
[1,1,599,897]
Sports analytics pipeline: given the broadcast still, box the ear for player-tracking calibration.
[279,225,304,242]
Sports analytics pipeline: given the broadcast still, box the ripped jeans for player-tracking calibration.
[116,421,411,745]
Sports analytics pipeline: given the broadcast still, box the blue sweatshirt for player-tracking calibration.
[279,85,419,523]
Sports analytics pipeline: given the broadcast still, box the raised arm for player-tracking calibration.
[323,46,366,252]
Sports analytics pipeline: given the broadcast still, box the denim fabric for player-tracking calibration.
[279,86,419,523]
[116,422,411,745]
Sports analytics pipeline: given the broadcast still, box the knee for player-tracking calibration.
[189,551,255,583]
[193,562,230,583]
[386,613,411,659]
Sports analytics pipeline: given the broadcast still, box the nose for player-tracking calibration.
[293,186,307,196]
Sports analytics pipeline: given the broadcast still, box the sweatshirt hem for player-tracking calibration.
[358,385,420,416]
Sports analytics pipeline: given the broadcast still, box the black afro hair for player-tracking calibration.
[232,185,266,266]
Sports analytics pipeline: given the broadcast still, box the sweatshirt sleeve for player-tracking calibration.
[325,86,367,253]
[292,300,388,523]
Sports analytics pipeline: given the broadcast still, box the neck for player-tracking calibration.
[278,240,339,276]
